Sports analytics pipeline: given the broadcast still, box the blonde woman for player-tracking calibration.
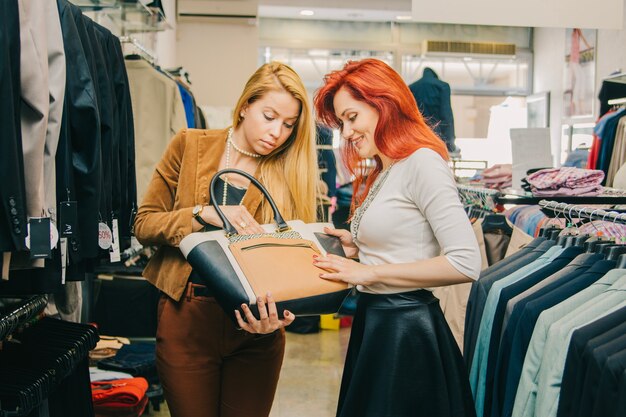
[134,62,318,417]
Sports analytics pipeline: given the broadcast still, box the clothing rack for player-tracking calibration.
[457,184,502,217]
[494,188,626,205]
[538,199,626,224]
[119,35,156,65]
[0,296,47,342]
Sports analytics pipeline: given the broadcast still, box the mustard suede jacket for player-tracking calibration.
[134,128,265,301]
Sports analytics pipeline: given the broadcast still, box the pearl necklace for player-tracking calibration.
[222,128,259,206]
[228,128,262,158]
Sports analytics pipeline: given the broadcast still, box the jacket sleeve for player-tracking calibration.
[440,83,455,144]
[134,129,194,247]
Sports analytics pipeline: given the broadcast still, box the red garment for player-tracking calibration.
[92,377,148,410]
[587,134,601,169]
[95,396,149,417]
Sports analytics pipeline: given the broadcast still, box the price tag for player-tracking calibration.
[98,222,113,249]
[60,237,67,284]
[26,217,52,259]
[109,218,121,262]
[2,252,10,280]
[59,201,78,237]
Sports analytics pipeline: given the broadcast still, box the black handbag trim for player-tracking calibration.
[186,240,250,315]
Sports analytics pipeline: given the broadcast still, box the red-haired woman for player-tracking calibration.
[313,58,480,417]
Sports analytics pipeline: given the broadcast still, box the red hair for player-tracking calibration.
[313,58,449,216]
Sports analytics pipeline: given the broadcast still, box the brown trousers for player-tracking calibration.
[156,283,285,417]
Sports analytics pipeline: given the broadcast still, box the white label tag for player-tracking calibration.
[131,236,142,250]
[109,218,121,262]
[2,252,10,280]
[98,222,113,249]
[60,237,67,284]
[50,222,59,249]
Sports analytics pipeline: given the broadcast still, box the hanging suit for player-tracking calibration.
[18,0,49,220]
[65,1,102,260]
[0,0,27,253]
[434,219,532,350]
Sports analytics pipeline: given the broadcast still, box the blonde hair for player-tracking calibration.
[233,61,318,223]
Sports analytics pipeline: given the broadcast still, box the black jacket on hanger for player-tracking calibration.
[409,67,456,151]
[65,1,103,260]
[0,0,28,253]
[98,25,137,243]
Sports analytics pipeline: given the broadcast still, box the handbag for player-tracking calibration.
[179,168,350,322]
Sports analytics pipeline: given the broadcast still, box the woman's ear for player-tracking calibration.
[240,104,249,120]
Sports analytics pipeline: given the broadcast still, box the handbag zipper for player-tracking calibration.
[240,242,313,251]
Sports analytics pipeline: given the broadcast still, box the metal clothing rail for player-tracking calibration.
[119,35,156,64]
[456,184,501,197]
[494,188,626,205]
[538,200,626,224]
[0,295,47,342]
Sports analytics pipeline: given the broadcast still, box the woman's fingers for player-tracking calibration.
[236,293,296,334]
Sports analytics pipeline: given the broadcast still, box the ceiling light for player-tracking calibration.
[300,10,314,16]
[396,15,412,20]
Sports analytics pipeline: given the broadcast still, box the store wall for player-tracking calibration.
[156,0,177,68]
[596,3,626,90]
[532,27,565,165]
[176,21,259,110]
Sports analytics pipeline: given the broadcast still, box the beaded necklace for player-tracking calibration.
[350,162,396,242]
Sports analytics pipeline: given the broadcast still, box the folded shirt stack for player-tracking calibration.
[526,167,605,196]
[481,164,513,190]
[92,377,149,417]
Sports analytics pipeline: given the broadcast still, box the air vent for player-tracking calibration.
[423,40,516,56]
[178,0,258,25]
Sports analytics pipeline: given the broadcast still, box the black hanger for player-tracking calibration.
[549,229,562,241]
[592,241,614,255]
[482,213,513,236]
[606,245,626,260]
[573,234,590,246]
[616,253,626,268]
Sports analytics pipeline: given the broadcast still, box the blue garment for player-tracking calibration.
[177,83,195,128]
[562,148,589,168]
[593,108,625,137]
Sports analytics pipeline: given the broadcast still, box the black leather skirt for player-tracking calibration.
[337,289,476,417]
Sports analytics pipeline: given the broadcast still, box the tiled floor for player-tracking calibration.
[149,327,351,417]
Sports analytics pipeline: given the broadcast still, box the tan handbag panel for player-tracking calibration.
[229,237,349,301]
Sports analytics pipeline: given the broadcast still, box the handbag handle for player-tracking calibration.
[209,168,290,236]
